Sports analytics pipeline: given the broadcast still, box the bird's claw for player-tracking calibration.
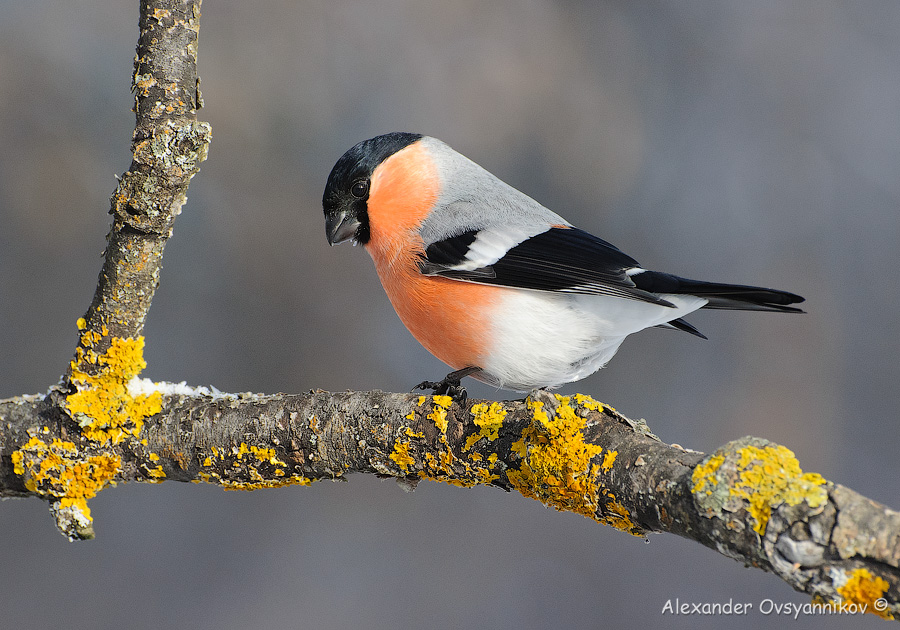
[413,366,481,404]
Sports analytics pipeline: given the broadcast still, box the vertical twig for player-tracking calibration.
[71,0,210,378]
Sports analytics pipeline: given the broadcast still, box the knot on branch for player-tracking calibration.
[132,120,211,174]
[113,120,211,233]
[12,434,121,540]
[691,437,829,538]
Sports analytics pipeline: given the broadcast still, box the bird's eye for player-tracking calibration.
[350,179,369,199]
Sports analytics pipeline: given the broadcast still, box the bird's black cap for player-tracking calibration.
[323,133,423,245]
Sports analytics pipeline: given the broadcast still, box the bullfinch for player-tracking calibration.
[323,132,804,393]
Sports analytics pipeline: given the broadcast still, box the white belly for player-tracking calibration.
[478,290,707,391]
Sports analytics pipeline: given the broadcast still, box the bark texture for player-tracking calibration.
[1,389,897,619]
[71,0,209,377]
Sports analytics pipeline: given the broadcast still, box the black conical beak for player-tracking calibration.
[325,211,361,245]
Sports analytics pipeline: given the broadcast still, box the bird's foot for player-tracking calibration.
[413,366,482,404]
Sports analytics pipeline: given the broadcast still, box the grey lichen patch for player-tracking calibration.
[691,437,829,540]
[51,500,95,541]
[132,120,211,174]
[692,450,731,516]
[133,72,157,96]
[831,486,900,564]
[111,121,211,233]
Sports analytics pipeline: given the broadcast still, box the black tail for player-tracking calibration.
[663,317,708,339]
[632,271,805,314]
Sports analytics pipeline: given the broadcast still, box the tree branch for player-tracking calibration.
[0,0,897,623]
[1,388,897,618]
[43,0,210,537]
[72,0,209,370]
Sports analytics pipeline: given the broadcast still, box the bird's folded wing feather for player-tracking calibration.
[418,226,675,306]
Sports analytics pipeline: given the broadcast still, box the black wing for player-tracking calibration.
[418,226,676,306]
[419,225,805,314]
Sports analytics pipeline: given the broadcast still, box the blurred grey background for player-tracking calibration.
[1,1,897,628]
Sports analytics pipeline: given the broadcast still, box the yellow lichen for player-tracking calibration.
[432,395,453,409]
[837,568,892,619]
[249,445,283,465]
[401,395,612,494]
[691,454,725,495]
[602,499,634,530]
[389,440,414,472]
[731,444,827,535]
[475,467,500,484]
[416,414,482,487]
[11,436,120,521]
[147,466,166,479]
[438,477,478,488]
[67,332,162,445]
[601,449,617,472]
[218,442,291,479]
[439,448,455,470]
[428,396,452,434]
[464,402,506,451]
[507,394,635,532]
[11,323,152,527]
[574,393,604,413]
[693,443,827,535]
[221,475,313,491]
